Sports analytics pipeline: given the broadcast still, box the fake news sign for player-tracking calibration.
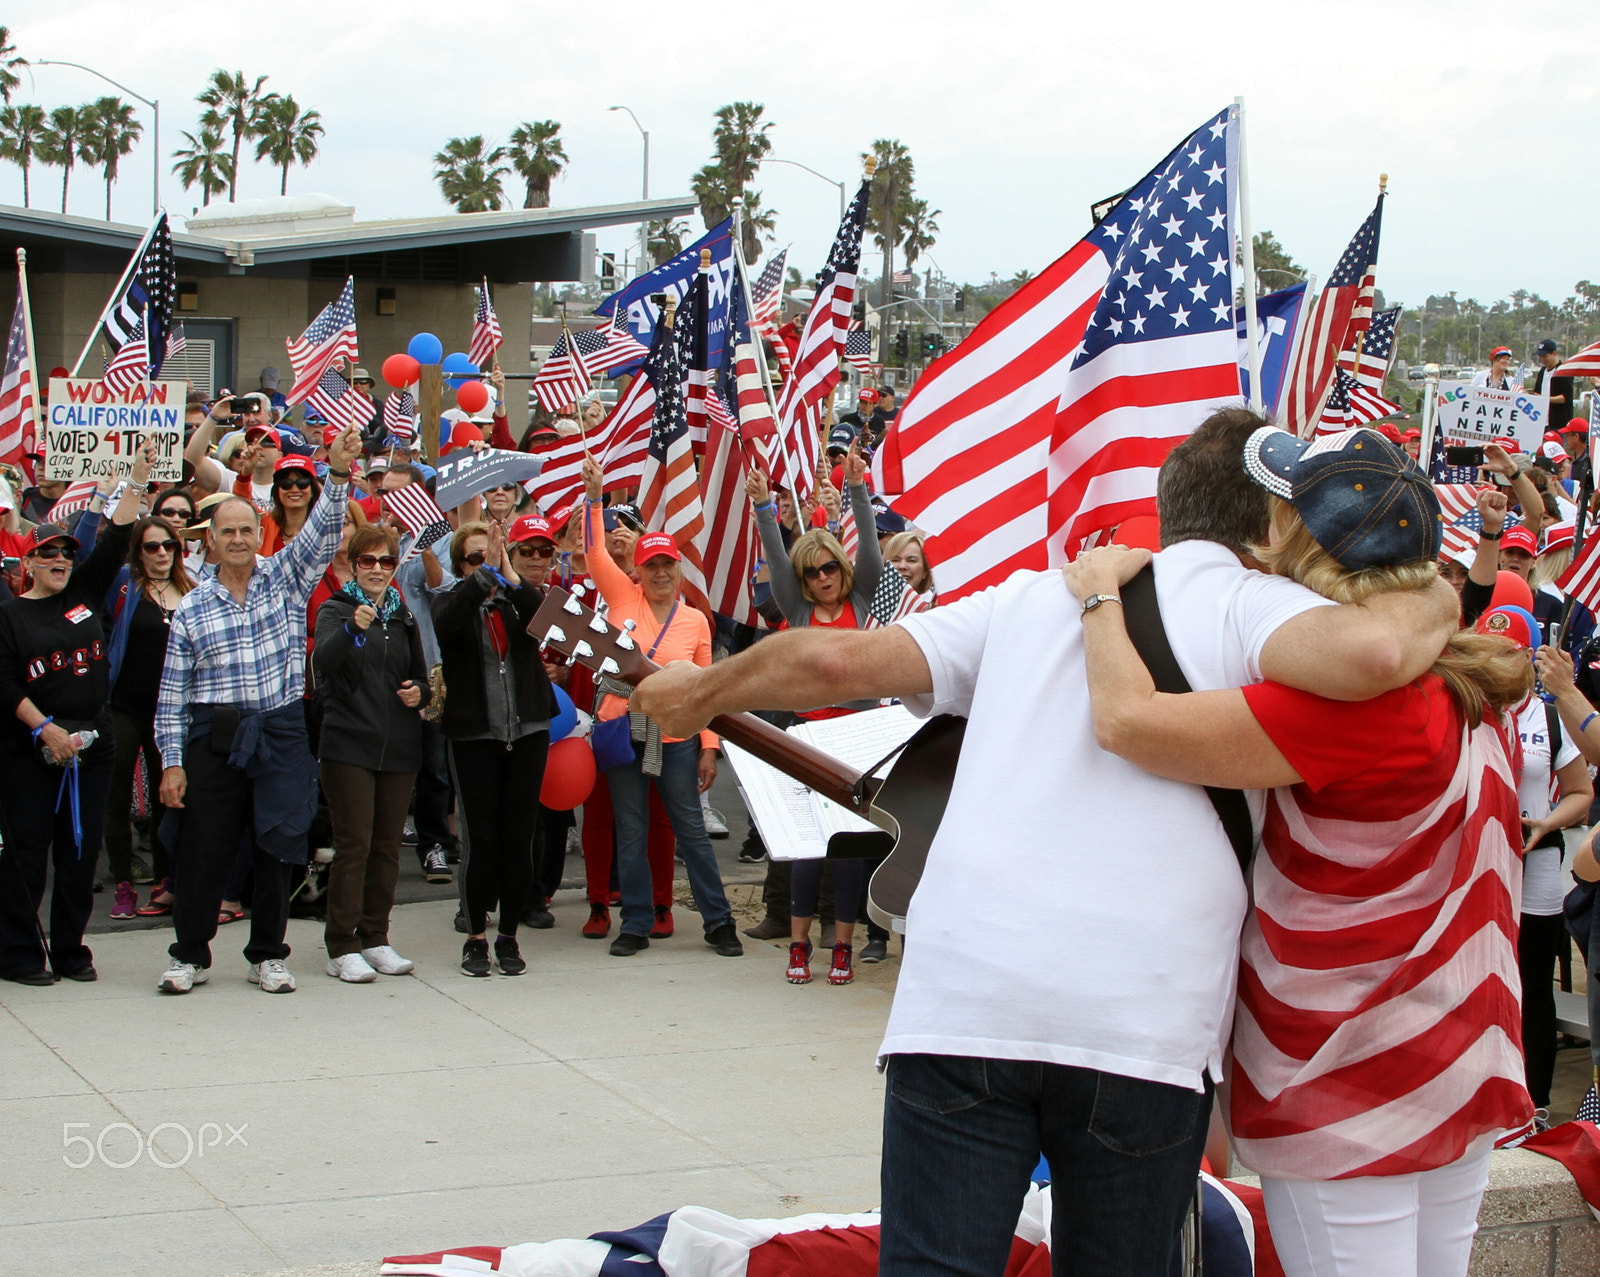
[45,379,184,482]
[1435,384,1549,453]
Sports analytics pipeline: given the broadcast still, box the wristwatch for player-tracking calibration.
[1081,593,1122,616]
[1480,528,1503,541]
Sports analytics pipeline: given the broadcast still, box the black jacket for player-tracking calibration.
[313,592,430,773]
[431,567,555,741]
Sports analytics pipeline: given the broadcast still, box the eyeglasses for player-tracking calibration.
[354,554,399,570]
[802,559,842,581]
[463,551,488,567]
[512,543,555,558]
[30,544,74,561]
[141,540,179,554]
[276,478,313,491]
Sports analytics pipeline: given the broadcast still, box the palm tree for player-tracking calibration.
[0,104,47,206]
[196,69,269,202]
[40,104,95,214]
[901,198,940,273]
[0,27,26,104]
[694,102,776,262]
[172,125,233,207]
[253,94,323,196]
[83,96,143,220]
[433,135,508,213]
[645,218,689,266]
[504,119,566,209]
[864,139,914,305]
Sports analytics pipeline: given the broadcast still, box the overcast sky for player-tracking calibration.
[11,0,1599,312]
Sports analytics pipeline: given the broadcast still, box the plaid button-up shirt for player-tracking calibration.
[156,480,350,769]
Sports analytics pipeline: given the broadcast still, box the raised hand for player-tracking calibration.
[745,465,770,504]
[582,453,604,501]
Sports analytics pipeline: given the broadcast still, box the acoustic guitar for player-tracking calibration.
[528,584,965,928]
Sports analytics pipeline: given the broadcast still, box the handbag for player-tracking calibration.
[590,602,679,771]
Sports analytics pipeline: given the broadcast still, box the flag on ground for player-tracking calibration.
[383,391,416,445]
[101,213,176,382]
[773,181,870,500]
[101,320,150,397]
[308,367,363,431]
[285,277,359,406]
[385,483,451,563]
[1281,193,1384,437]
[0,273,38,466]
[469,281,503,369]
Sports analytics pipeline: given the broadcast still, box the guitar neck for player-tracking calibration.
[706,711,878,814]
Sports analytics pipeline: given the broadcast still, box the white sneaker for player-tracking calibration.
[700,794,729,838]
[158,960,208,994]
[248,959,297,993]
[326,953,378,983]
[360,945,414,976]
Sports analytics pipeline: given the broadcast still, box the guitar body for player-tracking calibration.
[828,714,968,929]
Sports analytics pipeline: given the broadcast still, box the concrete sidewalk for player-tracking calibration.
[0,890,895,1277]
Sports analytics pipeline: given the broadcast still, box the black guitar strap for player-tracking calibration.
[1119,564,1254,875]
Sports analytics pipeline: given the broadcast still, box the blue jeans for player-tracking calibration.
[608,739,732,937]
[880,1053,1211,1277]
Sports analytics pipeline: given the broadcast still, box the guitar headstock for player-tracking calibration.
[528,585,656,687]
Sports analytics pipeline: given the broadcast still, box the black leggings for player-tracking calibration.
[791,856,864,929]
[448,734,548,936]
[1519,911,1568,1108]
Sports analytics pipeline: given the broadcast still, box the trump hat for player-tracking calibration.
[634,532,681,565]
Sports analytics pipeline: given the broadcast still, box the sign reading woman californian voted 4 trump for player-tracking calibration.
[44,378,184,482]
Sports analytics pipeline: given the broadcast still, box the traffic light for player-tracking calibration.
[954,288,966,316]
[921,331,938,358]
[599,252,616,292]
[894,331,909,362]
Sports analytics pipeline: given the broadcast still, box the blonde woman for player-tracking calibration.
[883,530,935,605]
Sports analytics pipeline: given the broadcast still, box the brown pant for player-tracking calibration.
[320,760,416,958]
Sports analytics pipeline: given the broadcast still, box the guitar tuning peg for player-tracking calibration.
[600,657,620,675]
[562,594,584,615]
[622,619,637,632]
[615,633,636,651]
[570,583,586,598]
[544,625,567,645]
[573,640,595,658]
[587,614,609,633]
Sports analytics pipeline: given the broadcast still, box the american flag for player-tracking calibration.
[101,319,150,397]
[285,277,359,407]
[1558,530,1600,615]
[772,182,870,501]
[0,274,37,467]
[1316,306,1401,432]
[1439,505,1484,561]
[750,247,787,331]
[1554,340,1600,378]
[844,325,875,374]
[469,280,503,369]
[599,309,649,368]
[637,278,710,615]
[102,213,176,383]
[875,109,1241,599]
[527,349,658,512]
[864,566,931,629]
[46,479,99,522]
[700,266,762,625]
[1429,423,1480,485]
[1282,193,1384,437]
[532,329,609,414]
[383,391,416,445]
[385,482,451,563]
[165,322,187,362]
[1045,108,1244,563]
[1435,482,1480,527]
[308,367,363,431]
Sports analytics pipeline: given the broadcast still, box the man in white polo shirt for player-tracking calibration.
[633,407,1459,1276]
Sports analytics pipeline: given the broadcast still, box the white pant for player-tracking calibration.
[1261,1153,1490,1277]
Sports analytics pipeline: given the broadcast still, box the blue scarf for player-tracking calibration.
[339,579,403,622]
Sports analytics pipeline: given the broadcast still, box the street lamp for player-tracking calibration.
[608,106,649,277]
[34,59,159,217]
[762,157,846,220]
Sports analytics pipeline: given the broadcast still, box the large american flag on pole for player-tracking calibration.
[636,280,710,615]
[700,264,762,625]
[1281,193,1384,437]
[0,273,36,467]
[102,213,176,382]
[1316,305,1402,432]
[285,278,359,407]
[773,182,870,501]
[469,280,502,368]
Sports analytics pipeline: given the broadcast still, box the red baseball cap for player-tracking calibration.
[1490,346,1513,360]
[1401,427,1421,440]
[1561,419,1589,435]
[1375,423,1402,443]
[274,455,316,477]
[634,532,681,565]
[1491,435,1519,451]
[508,513,555,544]
[1500,525,1538,555]
[246,426,281,448]
[547,503,575,528]
[1475,605,1536,649]
[858,388,879,403]
[1543,522,1576,555]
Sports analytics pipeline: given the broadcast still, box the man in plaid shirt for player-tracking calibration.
[154,426,364,996]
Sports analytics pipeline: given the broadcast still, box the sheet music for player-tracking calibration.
[794,704,922,838]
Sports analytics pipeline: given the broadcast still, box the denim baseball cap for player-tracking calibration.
[1243,426,1442,570]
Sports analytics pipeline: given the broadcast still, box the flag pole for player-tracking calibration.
[15,247,42,453]
[1233,97,1264,415]
[68,213,162,377]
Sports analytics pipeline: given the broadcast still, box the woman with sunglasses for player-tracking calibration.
[433,519,555,976]
[150,486,207,580]
[260,456,321,556]
[745,443,883,986]
[482,481,523,530]
[313,523,430,982]
[0,445,153,984]
[103,516,197,921]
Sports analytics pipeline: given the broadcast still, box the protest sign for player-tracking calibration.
[432,447,544,511]
[1436,384,1549,453]
[45,378,184,482]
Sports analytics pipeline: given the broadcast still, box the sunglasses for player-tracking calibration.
[489,483,520,493]
[354,554,399,570]
[141,539,179,554]
[31,544,74,561]
[157,508,195,523]
[276,477,313,491]
[802,559,842,581]
[463,551,488,567]
[512,543,555,558]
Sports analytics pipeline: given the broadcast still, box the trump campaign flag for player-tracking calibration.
[1236,281,1305,416]
[593,219,734,373]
